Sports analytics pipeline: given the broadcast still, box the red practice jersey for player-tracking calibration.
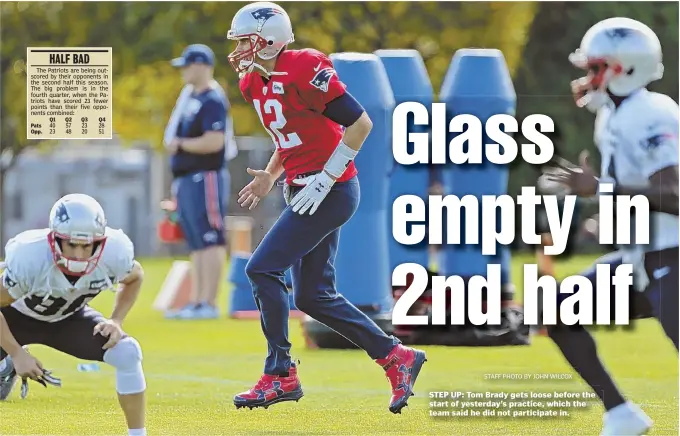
[239,48,358,185]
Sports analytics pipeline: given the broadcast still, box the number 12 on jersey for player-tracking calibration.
[253,98,303,150]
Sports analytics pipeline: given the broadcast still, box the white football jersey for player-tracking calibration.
[1,227,135,322]
[594,89,679,252]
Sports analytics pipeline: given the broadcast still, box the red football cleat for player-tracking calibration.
[233,364,303,409]
[376,344,427,414]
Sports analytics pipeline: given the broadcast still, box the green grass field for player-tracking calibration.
[0,254,677,435]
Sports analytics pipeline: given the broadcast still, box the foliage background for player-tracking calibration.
[1,1,678,197]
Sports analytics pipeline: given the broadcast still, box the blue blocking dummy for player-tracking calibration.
[330,53,395,313]
[375,49,432,273]
[228,253,296,317]
[438,49,514,285]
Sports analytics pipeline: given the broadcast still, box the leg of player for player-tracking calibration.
[291,227,426,414]
[595,246,679,436]
[234,181,361,410]
[170,172,227,320]
[291,228,398,357]
[104,338,147,435]
[167,175,201,319]
[45,308,147,435]
[0,353,17,400]
[235,178,425,413]
[643,247,679,349]
[595,247,680,436]
[545,253,652,436]
[201,245,227,318]
[194,245,226,318]
[203,168,231,309]
[189,250,204,309]
[195,170,227,318]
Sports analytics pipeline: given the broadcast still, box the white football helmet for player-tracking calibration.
[569,17,663,112]
[48,193,108,276]
[227,2,294,76]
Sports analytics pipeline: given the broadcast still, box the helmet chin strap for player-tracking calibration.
[253,61,288,77]
[239,59,288,79]
[245,45,290,77]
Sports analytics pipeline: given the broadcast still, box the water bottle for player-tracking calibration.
[77,363,100,372]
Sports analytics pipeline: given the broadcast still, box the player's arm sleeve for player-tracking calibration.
[109,232,136,283]
[637,117,679,179]
[296,51,347,113]
[322,92,365,127]
[200,98,228,133]
[0,240,32,300]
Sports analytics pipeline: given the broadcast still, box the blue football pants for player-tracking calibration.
[245,177,399,375]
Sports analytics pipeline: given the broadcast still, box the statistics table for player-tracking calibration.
[26,47,113,140]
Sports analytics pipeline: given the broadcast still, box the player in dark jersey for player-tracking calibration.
[227,1,426,414]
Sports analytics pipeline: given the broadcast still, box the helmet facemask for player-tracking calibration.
[227,33,290,78]
[48,232,107,277]
[569,52,623,112]
[227,34,269,76]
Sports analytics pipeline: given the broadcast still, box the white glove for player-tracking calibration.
[289,171,335,215]
[537,172,571,196]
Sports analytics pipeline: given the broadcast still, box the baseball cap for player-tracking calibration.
[171,44,215,67]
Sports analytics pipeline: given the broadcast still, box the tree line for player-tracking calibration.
[1,1,676,198]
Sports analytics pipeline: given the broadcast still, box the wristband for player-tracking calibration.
[324,141,358,179]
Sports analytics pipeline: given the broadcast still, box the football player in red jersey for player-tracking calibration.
[227,1,426,414]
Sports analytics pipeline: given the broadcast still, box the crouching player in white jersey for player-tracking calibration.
[0,194,147,436]
[543,18,678,436]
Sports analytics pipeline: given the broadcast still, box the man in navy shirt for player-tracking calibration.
[166,44,229,320]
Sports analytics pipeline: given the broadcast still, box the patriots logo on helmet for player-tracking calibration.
[606,28,632,39]
[310,67,335,93]
[251,8,282,32]
[642,132,675,150]
[94,213,105,228]
[54,203,70,224]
